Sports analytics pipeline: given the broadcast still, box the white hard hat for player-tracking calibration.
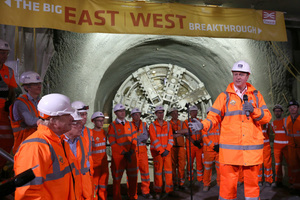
[155,105,164,112]
[231,60,251,74]
[71,110,83,121]
[71,101,89,113]
[38,93,75,119]
[91,111,105,121]
[0,39,10,51]
[20,71,42,85]
[131,108,141,115]
[189,105,198,111]
[114,103,126,112]
[168,107,178,113]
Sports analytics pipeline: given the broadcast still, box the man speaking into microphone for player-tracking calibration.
[189,61,271,200]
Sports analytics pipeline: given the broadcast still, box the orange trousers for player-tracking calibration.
[288,146,300,186]
[171,147,186,186]
[0,105,13,169]
[93,160,109,200]
[186,145,203,182]
[152,150,173,193]
[137,146,150,195]
[219,164,260,200]
[273,145,289,183]
[203,151,219,187]
[258,143,273,183]
[111,153,138,200]
[238,166,244,183]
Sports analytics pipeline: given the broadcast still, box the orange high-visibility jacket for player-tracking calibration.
[91,129,108,167]
[183,118,202,147]
[9,94,38,154]
[132,120,149,149]
[202,82,272,166]
[149,120,173,154]
[271,119,289,148]
[262,123,270,145]
[284,115,300,147]
[14,124,76,200]
[0,64,17,98]
[170,119,185,147]
[108,120,137,155]
[82,126,94,175]
[202,123,220,152]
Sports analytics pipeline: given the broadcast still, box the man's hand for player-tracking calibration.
[213,144,219,153]
[124,150,134,162]
[161,150,169,157]
[243,102,254,113]
[193,140,202,149]
[188,119,203,131]
[4,100,12,112]
[141,139,148,144]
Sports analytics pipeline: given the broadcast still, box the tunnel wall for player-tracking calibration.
[45,30,293,126]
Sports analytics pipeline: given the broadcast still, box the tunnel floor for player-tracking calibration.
[106,181,300,200]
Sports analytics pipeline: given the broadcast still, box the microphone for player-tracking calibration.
[243,94,250,118]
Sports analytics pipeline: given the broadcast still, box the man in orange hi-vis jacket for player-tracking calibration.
[0,39,17,170]
[10,71,42,154]
[62,111,93,200]
[149,105,175,199]
[284,100,300,194]
[108,103,138,200]
[189,60,271,200]
[131,108,153,199]
[14,93,77,199]
[169,107,186,191]
[202,107,220,192]
[91,112,109,200]
[72,101,94,176]
[271,104,289,187]
[178,105,203,185]
[258,123,273,187]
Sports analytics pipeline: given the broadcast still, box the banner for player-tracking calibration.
[0,0,287,41]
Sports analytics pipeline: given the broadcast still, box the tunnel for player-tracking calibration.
[43,31,294,125]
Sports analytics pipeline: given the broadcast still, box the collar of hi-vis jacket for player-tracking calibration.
[38,124,62,143]
[227,82,257,94]
[116,118,127,124]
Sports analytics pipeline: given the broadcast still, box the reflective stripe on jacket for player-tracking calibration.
[149,120,173,154]
[62,134,93,200]
[91,129,108,167]
[202,82,272,166]
[183,118,202,147]
[284,115,300,147]
[262,123,270,145]
[271,119,289,147]
[170,119,185,147]
[108,120,137,155]
[14,124,76,200]
[202,123,220,151]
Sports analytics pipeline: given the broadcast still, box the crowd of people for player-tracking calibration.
[0,37,299,200]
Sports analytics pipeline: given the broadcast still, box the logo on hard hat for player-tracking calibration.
[5,44,8,47]
[238,64,243,68]
[36,76,40,80]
